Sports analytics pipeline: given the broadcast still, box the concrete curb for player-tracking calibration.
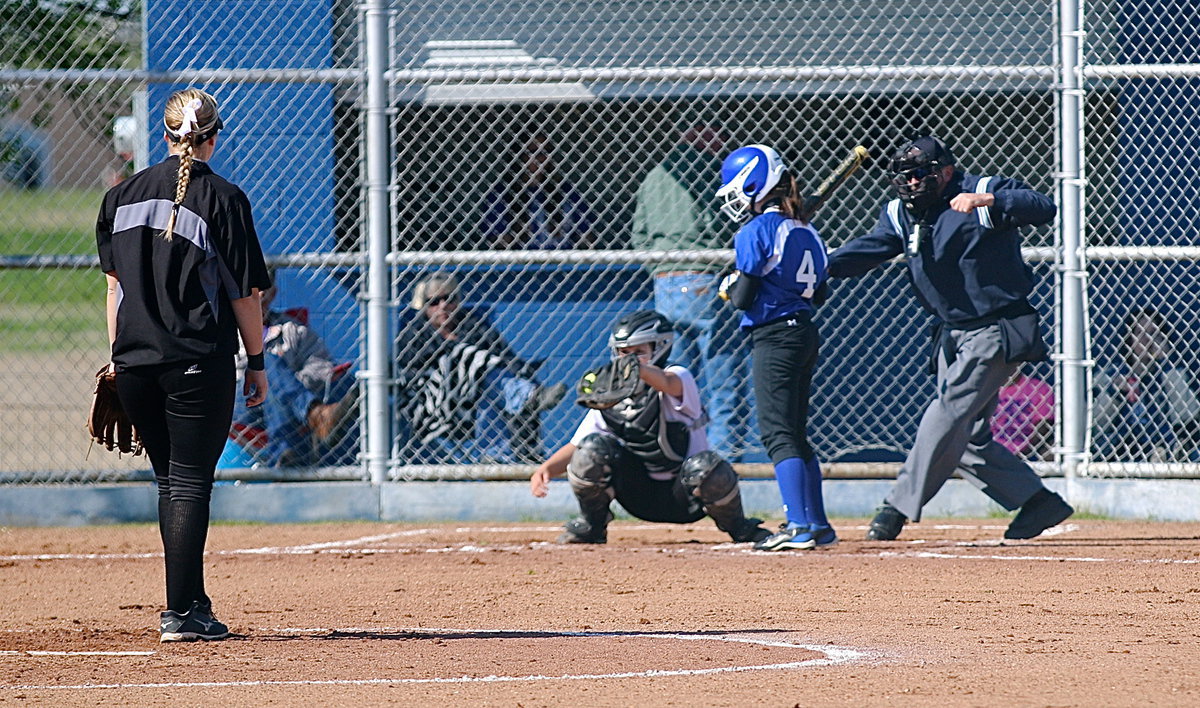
[2,478,1198,526]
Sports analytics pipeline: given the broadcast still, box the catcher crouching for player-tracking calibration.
[529,310,770,544]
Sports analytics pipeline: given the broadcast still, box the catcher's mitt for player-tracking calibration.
[88,365,143,456]
[576,354,641,410]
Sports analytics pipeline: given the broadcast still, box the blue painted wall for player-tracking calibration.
[145,1,355,360]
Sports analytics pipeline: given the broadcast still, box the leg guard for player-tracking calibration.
[680,451,769,543]
[561,434,619,542]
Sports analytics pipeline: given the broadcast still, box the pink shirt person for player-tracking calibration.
[991,372,1054,458]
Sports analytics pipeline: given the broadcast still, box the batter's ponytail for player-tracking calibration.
[758,170,806,220]
[161,89,222,241]
[767,171,806,222]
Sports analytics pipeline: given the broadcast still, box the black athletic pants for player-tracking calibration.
[750,314,819,464]
[117,356,235,613]
[608,447,706,524]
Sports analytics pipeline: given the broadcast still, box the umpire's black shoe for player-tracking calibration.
[160,608,230,643]
[557,516,608,544]
[1004,489,1074,540]
[865,503,907,541]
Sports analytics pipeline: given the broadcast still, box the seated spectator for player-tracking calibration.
[481,133,594,249]
[1093,308,1200,462]
[229,279,356,467]
[991,368,1054,460]
[396,272,566,463]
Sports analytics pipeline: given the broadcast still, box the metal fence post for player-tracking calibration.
[363,0,392,484]
[1058,0,1088,485]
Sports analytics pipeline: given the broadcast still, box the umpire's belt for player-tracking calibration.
[931,300,1045,373]
[944,300,1036,332]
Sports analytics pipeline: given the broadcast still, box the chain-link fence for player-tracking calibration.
[1,0,1196,483]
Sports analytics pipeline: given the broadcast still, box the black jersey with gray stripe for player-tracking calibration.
[96,156,271,370]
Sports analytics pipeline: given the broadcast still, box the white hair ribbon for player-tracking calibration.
[176,98,203,138]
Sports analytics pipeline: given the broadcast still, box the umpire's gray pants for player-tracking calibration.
[886,323,1046,521]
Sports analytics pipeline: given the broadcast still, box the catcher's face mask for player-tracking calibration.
[615,343,655,365]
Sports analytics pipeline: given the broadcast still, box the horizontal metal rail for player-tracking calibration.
[26,460,1200,484]
[4,63,1197,88]
[0,253,364,270]
[6,247,1193,271]
[5,63,1198,87]
[1085,63,1200,79]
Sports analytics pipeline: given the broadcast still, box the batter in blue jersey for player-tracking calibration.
[732,209,829,330]
[715,144,836,551]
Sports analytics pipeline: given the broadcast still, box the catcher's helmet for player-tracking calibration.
[608,310,675,367]
[889,135,955,211]
[715,144,787,223]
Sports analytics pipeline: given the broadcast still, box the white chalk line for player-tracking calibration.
[11,520,1194,567]
[0,651,154,657]
[886,522,1079,547]
[0,522,1025,562]
[879,549,1200,564]
[2,628,877,691]
[0,527,563,562]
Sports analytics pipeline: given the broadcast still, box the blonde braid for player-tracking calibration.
[164,139,195,242]
[161,88,222,242]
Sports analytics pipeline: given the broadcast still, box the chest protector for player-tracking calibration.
[599,385,690,475]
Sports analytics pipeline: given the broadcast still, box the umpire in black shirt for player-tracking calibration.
[828,135,1073,541]
[97,88,272,642]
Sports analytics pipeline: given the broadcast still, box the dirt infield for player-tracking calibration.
[3,518,1200,706]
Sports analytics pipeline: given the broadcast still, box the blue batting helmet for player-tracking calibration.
[714,144,787,223]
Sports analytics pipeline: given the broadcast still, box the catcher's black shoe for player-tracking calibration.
[866,503,907,541]
[727,517,772,544]
[160,608,229,643]
[1004,489,1073,540]
[556,516,608,544]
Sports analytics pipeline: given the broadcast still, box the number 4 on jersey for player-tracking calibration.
[794,250,817,298]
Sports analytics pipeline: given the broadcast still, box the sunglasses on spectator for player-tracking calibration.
[425,295,455,307]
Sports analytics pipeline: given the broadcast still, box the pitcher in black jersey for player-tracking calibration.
[97,88,272,642]
[529,310,769,544]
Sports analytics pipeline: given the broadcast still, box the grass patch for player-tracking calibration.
[0,273,106,352]
[0,188,108,352]
[0,187,104,255]
[1,268,103,304]
[0,307,106,352]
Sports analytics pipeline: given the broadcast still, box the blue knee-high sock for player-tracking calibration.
[803,455,829,528]
[774,457,807,527]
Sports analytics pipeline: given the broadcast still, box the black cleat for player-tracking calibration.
[727,517,772,544]
[1005,489,1074,540]
[160,607,229,643]
[866,503,907,541]
[556,516,607,544]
